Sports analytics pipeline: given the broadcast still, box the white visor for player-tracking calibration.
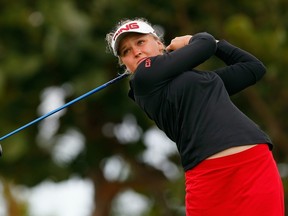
[111,21,157,56]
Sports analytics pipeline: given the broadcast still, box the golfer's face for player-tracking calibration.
[118,33,164,73]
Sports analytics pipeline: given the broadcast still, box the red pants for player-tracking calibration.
[185,144,284,216]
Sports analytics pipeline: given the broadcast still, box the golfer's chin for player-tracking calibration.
[127,66,137,74]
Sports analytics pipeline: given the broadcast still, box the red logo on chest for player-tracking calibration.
[145,58,151,68]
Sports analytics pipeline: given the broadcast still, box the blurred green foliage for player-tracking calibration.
[0,0,288,215]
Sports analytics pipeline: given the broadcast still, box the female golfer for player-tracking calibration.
[106,18,284,215]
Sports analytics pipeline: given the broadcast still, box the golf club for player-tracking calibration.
[0,71,130,156]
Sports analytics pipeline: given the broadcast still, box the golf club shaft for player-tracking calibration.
[0,72,129,142]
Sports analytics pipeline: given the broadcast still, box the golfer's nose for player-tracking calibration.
[133,48,141,57]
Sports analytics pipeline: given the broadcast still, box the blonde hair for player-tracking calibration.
[105,18,165,66]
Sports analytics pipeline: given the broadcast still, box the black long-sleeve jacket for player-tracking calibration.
[128,32,272,171]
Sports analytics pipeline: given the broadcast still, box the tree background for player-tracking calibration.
[0,0,287,215]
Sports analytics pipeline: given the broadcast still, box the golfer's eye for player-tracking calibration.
[121,48,131,56]
[137,40,145,46]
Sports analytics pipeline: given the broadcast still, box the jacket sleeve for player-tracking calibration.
[213,40,266,96]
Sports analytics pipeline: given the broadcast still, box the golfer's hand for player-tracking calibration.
[166,35,193,52]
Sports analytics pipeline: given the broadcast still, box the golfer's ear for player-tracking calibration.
[118,56,125,67]
[157,40,165,51]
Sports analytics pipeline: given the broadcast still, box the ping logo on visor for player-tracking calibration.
[113,22,140,41]
[111,21,158,56]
